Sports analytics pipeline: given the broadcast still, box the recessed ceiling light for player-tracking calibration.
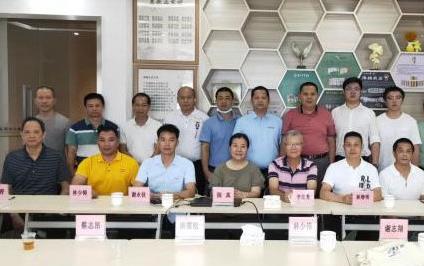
[73,32,79,36]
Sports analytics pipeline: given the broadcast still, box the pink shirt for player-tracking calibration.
[283,106,336,156]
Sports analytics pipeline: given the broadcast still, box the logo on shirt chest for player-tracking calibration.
[359,175,371,190]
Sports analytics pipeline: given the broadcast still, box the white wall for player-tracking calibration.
[0,0,133,124]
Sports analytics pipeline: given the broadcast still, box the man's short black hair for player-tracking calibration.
[97,124,119,138]
[299,82,319,94]
[35,85,56,97]
[84,93,105,106]
[229,133,250,148]
[342,77,362,91]
[132,92,151,105]
[21,117,45,133]
[215,87,234,99]
[251,86,269,99]
[343,131,362,145]
[393,137,414,153]
[157,124,180,139]
[383,86,405,101]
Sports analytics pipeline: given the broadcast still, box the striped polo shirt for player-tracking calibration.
[268,156,317,192]
[65,118,118,160]
[1,145,69,195]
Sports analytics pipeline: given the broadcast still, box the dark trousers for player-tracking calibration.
[311,156,330,198]
[193,160,206,195]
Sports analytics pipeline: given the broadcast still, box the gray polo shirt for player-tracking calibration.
[1,145,69,195]
[36,112,71,155]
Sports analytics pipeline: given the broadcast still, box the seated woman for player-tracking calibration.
[269,130,317,202]
[209,133,264,199]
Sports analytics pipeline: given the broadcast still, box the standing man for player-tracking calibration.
[34,86,71,155]
[120,93,162,164]
[282,82,335,193]
[66,93,118,175]
[164,86,208,195]
[332,77,380,166]
[1,117,70,232]
[200,87,238,192]
[233,86,282,179]
[377,86,421,171]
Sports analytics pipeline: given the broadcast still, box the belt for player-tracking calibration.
[302,153,328,160]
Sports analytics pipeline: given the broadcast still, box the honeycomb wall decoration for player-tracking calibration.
[199,0,424,118]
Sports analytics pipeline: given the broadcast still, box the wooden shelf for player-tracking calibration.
[202,30,248,68]
[321,0,359,12]
[279,0,324,31]
[203,0,248,29]
[241,11,285,49]
[355,33,399,71]
[241,50,286,90]
[356,0,400,33]
[201,69,247,104]
[317,14,361,51]
[279,32,323,69]
[245,0,282,10]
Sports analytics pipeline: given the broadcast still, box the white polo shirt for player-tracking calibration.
[323,159,380,195]
[164,108,208,161]
[332,103,380,157]
[120,117,162,164]
[377,113,421,171]
[379,164,424,200]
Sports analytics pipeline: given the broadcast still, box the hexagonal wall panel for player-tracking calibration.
[203,0,248,29]
[240,89,285,116]
[241,12,285,49]
[278,70,323,108]
[393,15,424,53]
[355,34,399,71]
[241,50,286,90]
[397,0,424,14]
[279,0,324,31]
[318,90,344,111]
[202,69,248,105]
[360,72,395,109]
[356,0,400,33]
[203,30,248,68]
[279,32,323,69]
[245,0,282,10]
[317,14,361,51]
[316,52,361,89]
[321,0,359,12]
[392,53,424,90]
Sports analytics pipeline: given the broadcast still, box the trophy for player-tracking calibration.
[291,41,313,69]
[368,43,383,70]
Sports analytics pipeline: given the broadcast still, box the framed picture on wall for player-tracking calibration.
[135,66,196,121]
[133,0,198,64]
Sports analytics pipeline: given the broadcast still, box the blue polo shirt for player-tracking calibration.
[135,155,195,193]
[233,112,282,169]
[199,111,239,167]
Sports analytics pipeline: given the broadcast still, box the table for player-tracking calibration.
[330,201,424,239]
[0,195,166,238]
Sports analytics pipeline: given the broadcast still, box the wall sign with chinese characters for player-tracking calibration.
[137,68,195,121]
[393,53,424,91]
[135,0,197,62]
[360,72,395,109]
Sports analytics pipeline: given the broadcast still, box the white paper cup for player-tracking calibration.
[111,192,124,206]
[161,193,173,208]
[384,195,395,208]
[320,231,336,252]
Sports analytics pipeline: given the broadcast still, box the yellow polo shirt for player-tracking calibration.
[76,152,139,195]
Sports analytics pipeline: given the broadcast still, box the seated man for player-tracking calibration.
[1,117,70,232]
[133,124,196,200]
[72,125,139,196]
[380,138,424,200]
[269,130,317,202]
[320,131,382,204]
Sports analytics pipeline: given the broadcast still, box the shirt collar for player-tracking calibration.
[84,118,106,127]
[299,105,318,114]
[97,151,122,163]
[23,144,46,161]
[153,154,178,167]
[216,110,236,121]
[282,156,304,170]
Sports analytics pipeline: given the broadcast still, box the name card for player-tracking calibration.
[290,190,314,207]
[263,195,281,209]
[289,216,317,245]
[128,187,150,203]
[212,187,234,205]
[352,190,374,208]
[70,185,92,201]
[75,215,106,239]
[380,219,408,241]
[175,215,205,242]
[0,184,9,200]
